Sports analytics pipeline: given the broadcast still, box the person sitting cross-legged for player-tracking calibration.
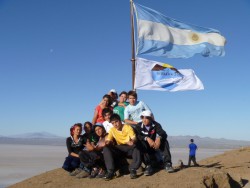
[102,114,142,180]
[135,110,174,176]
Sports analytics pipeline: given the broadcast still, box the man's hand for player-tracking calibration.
[84,140,94,151]
[105,140,113,146]
[126,140,134,146]
[146,137,155,148]
[153,137,161,150]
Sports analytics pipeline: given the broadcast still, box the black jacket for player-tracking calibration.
[135,120,167,142]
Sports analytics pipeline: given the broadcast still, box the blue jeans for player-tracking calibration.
[62,155,81,172]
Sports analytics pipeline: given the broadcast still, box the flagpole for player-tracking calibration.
[130,0,136,91]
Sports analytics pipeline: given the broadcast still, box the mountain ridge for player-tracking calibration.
[0,132,250,149]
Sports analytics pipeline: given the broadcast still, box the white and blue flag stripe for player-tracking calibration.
[133,3,226,58]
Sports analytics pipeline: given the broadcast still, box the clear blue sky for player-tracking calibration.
[0,0,249,140]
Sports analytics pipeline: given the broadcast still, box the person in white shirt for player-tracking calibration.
[124,90,154,127]
[102,108,114,133]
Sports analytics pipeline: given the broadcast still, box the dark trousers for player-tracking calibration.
[138,139,172,166]
[188,155,198,166]
[62,155,80,172]
[103,144,141,172]
[79,150,105,169]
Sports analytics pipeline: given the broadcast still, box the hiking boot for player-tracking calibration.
[165,163,174,173]
[69,168,82,176]
[76,169,90,178]
[130,169,138,179]
[96,168,106,178]
[89,167,99,178]
[144,165,153,176]
[103,170,116,181]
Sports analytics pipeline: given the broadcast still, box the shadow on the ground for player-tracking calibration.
[241,179,249,187]
[200,162,223,169]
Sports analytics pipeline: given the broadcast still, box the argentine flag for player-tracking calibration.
[133,3,226,58]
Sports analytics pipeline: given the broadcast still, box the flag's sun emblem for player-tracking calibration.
[190,33,200,42]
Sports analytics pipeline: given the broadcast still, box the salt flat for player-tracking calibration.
[0,144,67,188]
[0,144,229,188]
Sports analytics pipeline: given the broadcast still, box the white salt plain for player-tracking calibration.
[0,144,229,188]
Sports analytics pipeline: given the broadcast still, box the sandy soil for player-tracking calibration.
[7,147,250,188]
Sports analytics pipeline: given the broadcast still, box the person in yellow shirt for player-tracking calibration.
[103,114,141,180]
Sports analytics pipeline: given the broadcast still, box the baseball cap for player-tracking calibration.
[109,89,117,93]
[93,123,104,130]
[140,110,152,117]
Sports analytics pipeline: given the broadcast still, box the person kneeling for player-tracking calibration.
[103,114,142,180]
[135,110,174,176]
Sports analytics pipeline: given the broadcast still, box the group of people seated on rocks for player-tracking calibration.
[62,89,175,180]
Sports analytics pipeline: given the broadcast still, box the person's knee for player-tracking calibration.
[103,146,111,152]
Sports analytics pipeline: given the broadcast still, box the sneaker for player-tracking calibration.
[165,163,175,173]
[76,169,90,178]
[89,167,99,178]
[69,168,82,176]
[103,170,116,181]
[130,169,138,179]
[96,168,106,178]
[144,165,153,176]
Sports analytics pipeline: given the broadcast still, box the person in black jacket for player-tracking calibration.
[135,110,174,175]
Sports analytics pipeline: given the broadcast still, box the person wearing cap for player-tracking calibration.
[102,114,142,180]
[124,90,153,127]
[108,89,118,108]
[188,139,199,167]
[134,110,174,175]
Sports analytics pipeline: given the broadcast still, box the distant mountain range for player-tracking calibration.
[0,132,250,149]
[168,135,250,149]
[0,132,65,146]
[8,131,63,139]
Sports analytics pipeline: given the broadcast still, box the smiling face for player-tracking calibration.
[73,126,82,136]
[95,126,104,137]
[103,97,110,107]
[119,93,127,103]
[84,123,92,134]
[104,112,112,121]
[141,116,152,126]
[128,95,136,106]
